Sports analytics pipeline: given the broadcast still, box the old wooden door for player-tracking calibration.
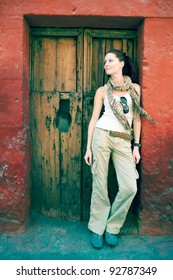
[30,28,137,221]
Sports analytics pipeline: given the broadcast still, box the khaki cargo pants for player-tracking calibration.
[88,128,139,235]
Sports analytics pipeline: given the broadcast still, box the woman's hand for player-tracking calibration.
[84,149,93,166]
[133,147,141,164]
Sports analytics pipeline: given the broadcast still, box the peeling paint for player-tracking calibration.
[45,116,52,131]
[3,127,29,151]
[75,105,81,125]
[0,162,9,178]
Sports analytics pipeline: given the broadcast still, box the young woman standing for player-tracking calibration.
[84,49,155,249]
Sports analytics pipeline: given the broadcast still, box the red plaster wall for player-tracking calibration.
[139,18,173,235]
[0,0,173,234]
[0,10,30,232]
[1,0,173,17]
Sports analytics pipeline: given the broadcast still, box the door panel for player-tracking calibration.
[30,29,83,220]
[56,38,77,92]
[82,29,137,220]
[33,37,57,92]
[30,92,61,216]
[30,28,137,221]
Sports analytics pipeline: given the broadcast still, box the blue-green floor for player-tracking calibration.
[0,212,173,260]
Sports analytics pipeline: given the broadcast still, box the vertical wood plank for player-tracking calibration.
[33,38,57,92]
[60,93,82,220]
[56,38,76,92]
[83,29,92,93]
[49,93,61,215]
[91,38,106,91]
[41,93,61,216]
[76,28,83,93]
[82,94,95,220]
[122,39,128,53]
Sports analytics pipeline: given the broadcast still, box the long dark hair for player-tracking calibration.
[106,49,137,83]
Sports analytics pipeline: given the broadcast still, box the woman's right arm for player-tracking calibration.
[84,87,105,166]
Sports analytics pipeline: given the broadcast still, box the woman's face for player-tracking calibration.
[104,53,124,76]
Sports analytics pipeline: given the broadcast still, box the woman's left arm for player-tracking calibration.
[133,83,141,164]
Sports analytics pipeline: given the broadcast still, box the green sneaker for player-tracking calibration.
[105,231,118,246]
[90,232,103,249]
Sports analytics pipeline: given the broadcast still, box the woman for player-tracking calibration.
[84,49,155,249]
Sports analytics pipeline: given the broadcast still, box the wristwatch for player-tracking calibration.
[134,143,141,147]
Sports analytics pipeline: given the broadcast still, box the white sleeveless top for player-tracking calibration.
[95,92,134,133]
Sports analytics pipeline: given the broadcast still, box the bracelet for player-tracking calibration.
[134,142,141,147]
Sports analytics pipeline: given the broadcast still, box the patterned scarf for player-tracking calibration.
[106,75,157,134]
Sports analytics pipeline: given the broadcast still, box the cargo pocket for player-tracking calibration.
[91,159,98,175]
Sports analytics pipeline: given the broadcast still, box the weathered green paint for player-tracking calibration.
[45,116,52,131]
